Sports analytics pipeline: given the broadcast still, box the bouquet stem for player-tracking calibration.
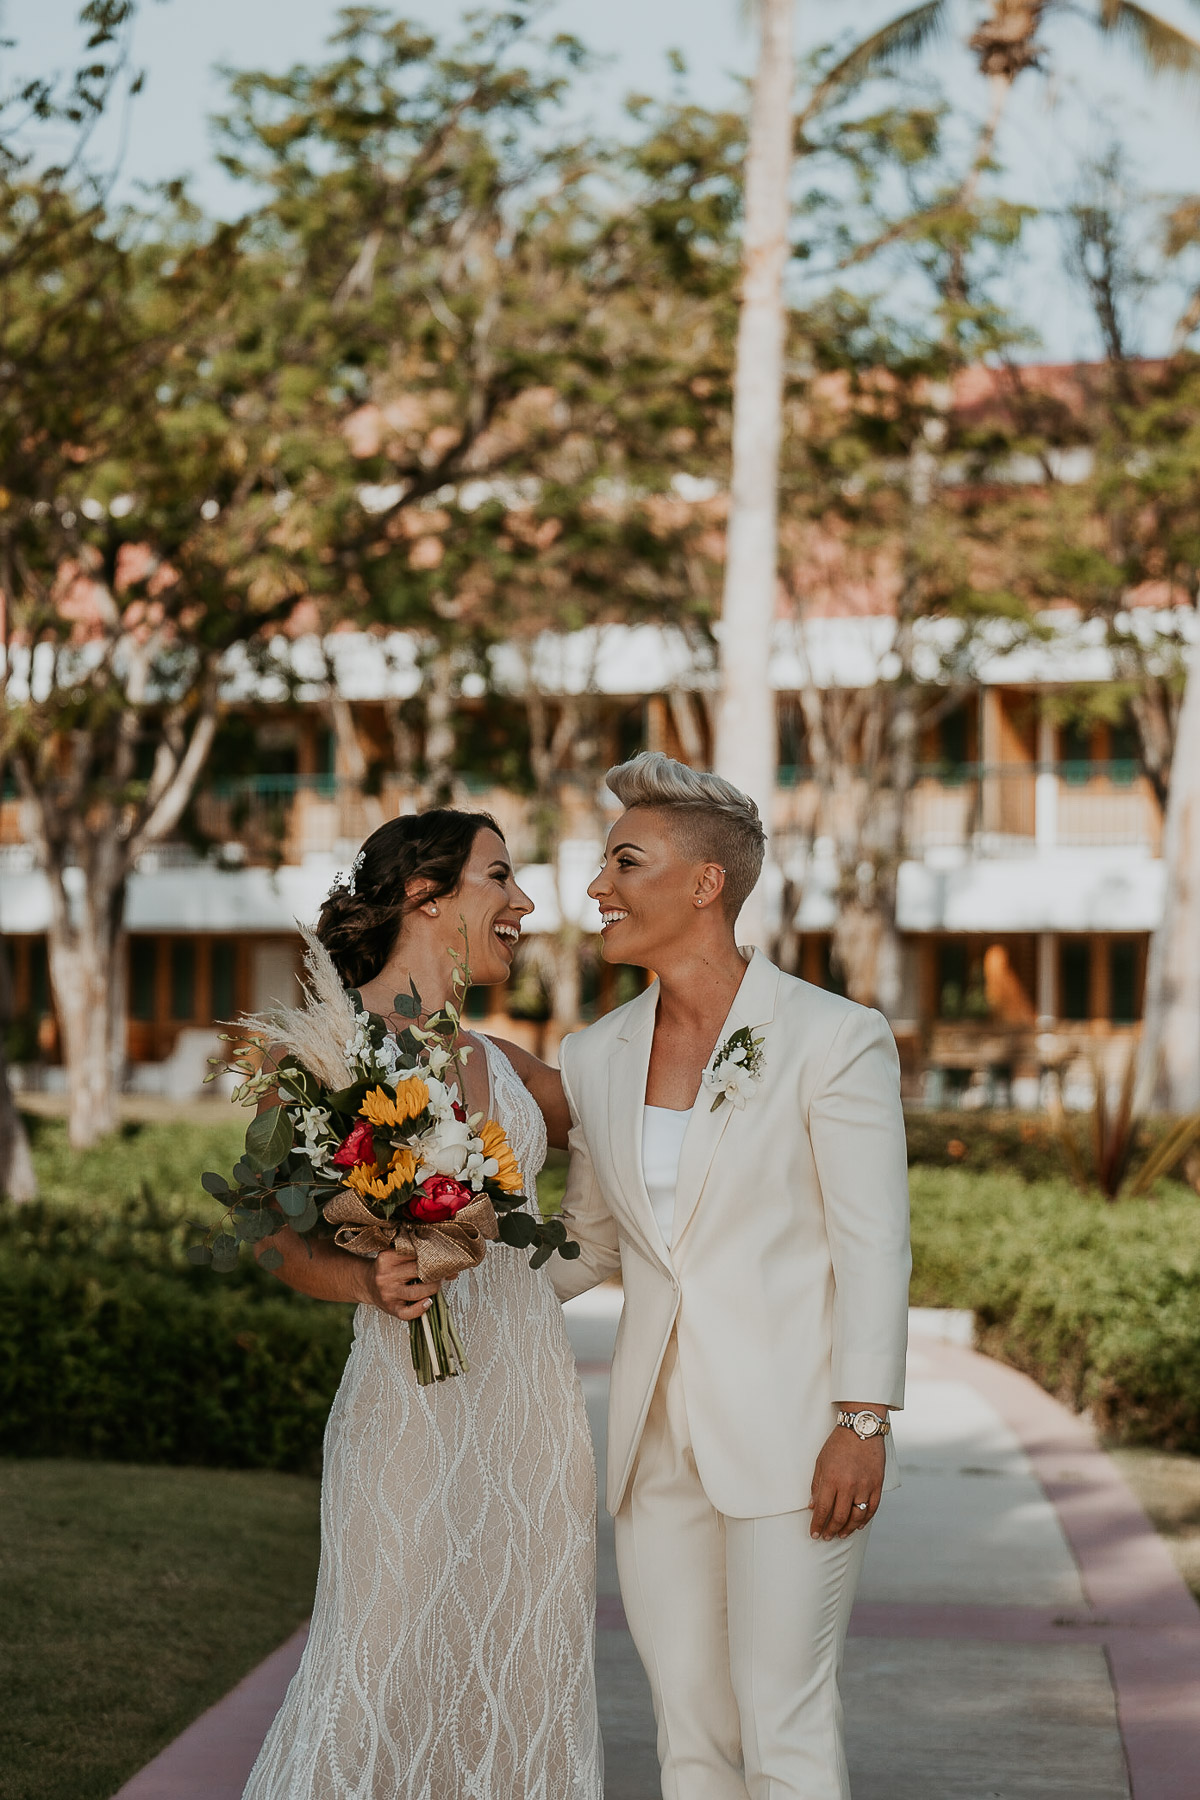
[409,1290,468,1385]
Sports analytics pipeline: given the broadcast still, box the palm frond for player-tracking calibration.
[1102,0,1200,84]
[801,1,948,121]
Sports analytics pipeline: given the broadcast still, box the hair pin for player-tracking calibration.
[327,847,366,900]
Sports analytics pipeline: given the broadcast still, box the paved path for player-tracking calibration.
[115,1301,1200,1800]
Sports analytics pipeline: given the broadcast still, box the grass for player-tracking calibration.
[20,1110,245,1218]
[0,1458,320,1800]
[1113,1447,1200,1602]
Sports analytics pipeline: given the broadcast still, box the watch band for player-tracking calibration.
[837,1408,890,1440]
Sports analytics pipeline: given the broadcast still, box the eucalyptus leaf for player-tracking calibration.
[558,1241,581,1260]
[257,1245,285,1272]
[246,1104,293,1169]
[497,1212,537,1249]
[201,1171,229,1197]
[529,1244,552,1270]
[276,1184,311,1218]
[293,1197,320,1234]
[186,1244,212,1265]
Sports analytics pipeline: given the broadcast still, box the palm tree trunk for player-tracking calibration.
[1141,634,1200,1112]
[713,0,794,944]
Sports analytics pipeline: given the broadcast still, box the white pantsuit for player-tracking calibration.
[550,951,911,1800]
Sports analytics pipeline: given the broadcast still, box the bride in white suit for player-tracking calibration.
[550,752,911,1800]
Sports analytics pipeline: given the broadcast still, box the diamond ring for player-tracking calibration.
[854,1502,869,1511]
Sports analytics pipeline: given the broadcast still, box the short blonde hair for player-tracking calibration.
[605,752,766,920]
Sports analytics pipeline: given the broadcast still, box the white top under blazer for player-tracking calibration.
[641,1105,693,1248]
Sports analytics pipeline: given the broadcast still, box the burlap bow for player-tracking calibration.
[322,1189,499,1282]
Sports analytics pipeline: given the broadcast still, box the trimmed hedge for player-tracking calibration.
[910,1168,1200,1451]
[0,1178,353,1471]
[0,1250,353,1471]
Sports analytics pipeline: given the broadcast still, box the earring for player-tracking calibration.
[428,902,439,917]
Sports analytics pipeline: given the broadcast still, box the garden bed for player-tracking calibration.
[910,1166,1200,1452]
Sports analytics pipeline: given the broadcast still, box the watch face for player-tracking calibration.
[854,1413,881,1438]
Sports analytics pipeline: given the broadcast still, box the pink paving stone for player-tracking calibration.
[112,1627,307,1800]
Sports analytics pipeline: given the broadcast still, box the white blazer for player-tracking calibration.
[550,950,912,1519]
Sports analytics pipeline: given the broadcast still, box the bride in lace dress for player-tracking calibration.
[241,810,602,1800]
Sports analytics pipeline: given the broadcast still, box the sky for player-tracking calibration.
[5,0,1200,360]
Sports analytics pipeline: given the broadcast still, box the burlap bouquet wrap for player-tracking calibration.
[322,1189,500,1282]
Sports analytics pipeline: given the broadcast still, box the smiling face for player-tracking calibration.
[437,828,533,986]
[588,806,728,968]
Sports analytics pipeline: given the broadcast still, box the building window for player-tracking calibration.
[1109,720,1139,786]
[130,939,157,1022]
[1060,941,1091,1021]
[1060,721,1093,785]
[211,940,236,1023]
[938,706,970,777]
[1109,941,1139,1024]
[170,940,196,1021]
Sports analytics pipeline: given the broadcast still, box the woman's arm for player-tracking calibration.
[483,1036,571,1150]
[257,1227,439,1323]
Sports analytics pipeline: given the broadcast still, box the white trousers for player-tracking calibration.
[614,1335,868,1800]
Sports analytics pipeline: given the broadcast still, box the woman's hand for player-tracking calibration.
[365,1250,442,1321]
[808,1423,885,1541]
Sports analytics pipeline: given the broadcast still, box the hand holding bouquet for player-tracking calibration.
[196,932,579,1384]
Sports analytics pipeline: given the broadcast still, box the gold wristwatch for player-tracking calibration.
[836,1408,890,1441]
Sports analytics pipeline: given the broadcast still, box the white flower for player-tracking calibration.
[423,1042,453,1079]
[414,1115,475,1177]
[702,1027,766,1112]
[344,1018,373,1069]
[291,1104,336,1170]
[462,1149,500,1191]
[421,1075,463,1122]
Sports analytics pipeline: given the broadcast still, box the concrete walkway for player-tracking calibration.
[115,1300,1200,1800]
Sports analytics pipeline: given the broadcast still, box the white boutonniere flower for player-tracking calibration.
[701,1025,766,1112]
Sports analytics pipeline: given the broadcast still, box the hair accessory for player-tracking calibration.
[327,847,366,901]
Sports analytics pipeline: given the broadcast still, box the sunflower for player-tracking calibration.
[479,1118,523,1193]
[360,1078,429,1129]
[345,1160,401,1202]
[388,1145,418,1186]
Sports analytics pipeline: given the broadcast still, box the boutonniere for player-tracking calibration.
[701,1025,766,1112]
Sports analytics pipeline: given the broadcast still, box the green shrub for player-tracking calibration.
[0,1248,352,1471]
[910,1168,1200,1451]
[2,1135,353,1472]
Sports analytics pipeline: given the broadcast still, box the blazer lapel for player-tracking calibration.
[671,950,781,1250]
[605,979,670,1265]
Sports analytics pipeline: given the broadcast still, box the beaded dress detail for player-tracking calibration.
[243,1037,602,1800]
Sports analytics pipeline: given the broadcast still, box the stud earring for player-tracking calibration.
[428,902,439,917]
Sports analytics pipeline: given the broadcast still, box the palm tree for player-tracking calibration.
[714,0,1200,954]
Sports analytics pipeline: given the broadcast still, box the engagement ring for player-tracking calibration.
[854,1502,868,1511]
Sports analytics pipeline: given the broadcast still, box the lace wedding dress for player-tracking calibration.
[243,1037,602,1800]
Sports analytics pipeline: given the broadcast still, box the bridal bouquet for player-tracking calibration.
[195,930,579,1384]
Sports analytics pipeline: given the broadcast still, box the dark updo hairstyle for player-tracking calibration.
[316,809,504,990]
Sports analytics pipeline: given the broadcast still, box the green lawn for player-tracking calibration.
[0,1458,320,1800]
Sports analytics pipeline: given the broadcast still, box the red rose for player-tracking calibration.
[409,1175,474,1223]
[332,1119,376,1169]
[452,1099,467,1123]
